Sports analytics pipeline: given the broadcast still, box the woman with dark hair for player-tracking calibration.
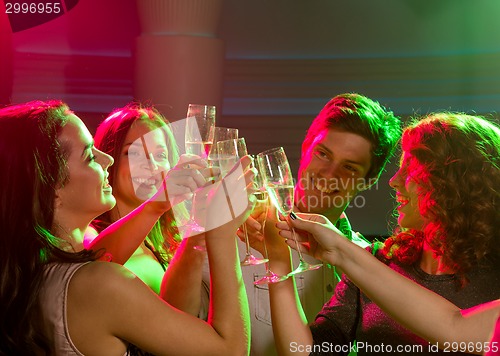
[0,100,252,355]
[86,104,211,315]
[267,113,500,355]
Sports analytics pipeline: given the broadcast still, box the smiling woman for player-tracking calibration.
[389,152,425,232]
[53,113,116,249]
[91,105,186,268]
[382,113,500,277]
[0,100,252,355]
[124,125,171,201]
[88,103,212,318]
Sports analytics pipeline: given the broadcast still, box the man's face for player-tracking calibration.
[295,128,373,216]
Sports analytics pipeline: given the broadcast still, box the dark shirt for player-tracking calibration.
[310,250,500,355]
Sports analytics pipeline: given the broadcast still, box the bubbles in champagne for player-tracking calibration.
[267,184,294,215]
[185,141,213,158]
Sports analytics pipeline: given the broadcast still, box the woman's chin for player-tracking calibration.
[134,189,156,201]
[101,198,117,212]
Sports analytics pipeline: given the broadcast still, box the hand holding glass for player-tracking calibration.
[257,147,322,276]
[252,158,288,284]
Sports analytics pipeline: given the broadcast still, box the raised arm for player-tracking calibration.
[69,156,254,355]
[85,199,168,264]
[246,204,313,355]
[280,213,500,354]
[85,159,208,264]
[160,234,206,316]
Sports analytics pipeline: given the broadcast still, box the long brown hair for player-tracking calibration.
[93,103,186,265]
[0,100,99,354]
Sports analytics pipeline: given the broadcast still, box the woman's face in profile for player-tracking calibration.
[115,121,171,205]
[55,114,116,222]
[389,152,425,231]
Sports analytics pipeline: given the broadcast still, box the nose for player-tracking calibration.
[389,170,401,189]
[320,161,341,179]
[148,154,160,171]
[141,153,160,172]
[96,149,114,169]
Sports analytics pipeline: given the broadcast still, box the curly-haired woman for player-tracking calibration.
[267,113,500,355]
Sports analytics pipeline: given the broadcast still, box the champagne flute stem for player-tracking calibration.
[289,223,305,262]
[260,217,271,274]
[242,223,251,255]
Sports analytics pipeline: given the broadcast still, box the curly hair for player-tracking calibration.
[382,113,500,280]
[0,100,99,354]
[93,103,186,265]
[302,93,402,181]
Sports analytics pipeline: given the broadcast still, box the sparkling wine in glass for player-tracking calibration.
[239,155,269,266]
[185,140,213,158]
[216,138,247,177]
[216,140,267,266]
[251,160,288,284]
[208,127,239,171]
[257,147,322,276]
[183,104,216,234]
[185,104,216,159]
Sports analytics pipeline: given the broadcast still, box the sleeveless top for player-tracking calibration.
[39,262,89,355]
[40,262,137,355]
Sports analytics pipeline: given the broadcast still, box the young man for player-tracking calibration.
[240,93,401,355]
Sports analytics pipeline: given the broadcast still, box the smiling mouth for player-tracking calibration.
[102,179,112,190]
[133,177,158,186]
[396,194,409,208]
[102,185,112,194]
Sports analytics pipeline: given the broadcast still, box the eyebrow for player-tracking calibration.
[316,143,365,168]
[126,141,168,149]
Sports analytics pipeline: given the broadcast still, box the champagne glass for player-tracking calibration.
[183,104,216,233]
[216,138,247,177]
[185,104,216,158]
[257,147,322,276]
[240,155,269,266]
[252,159,288,284]
[216,139,267,266]
[208,127,239,170]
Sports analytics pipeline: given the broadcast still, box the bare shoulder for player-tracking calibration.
[70,261,141,299]
[69,261,168,317]
[67,262,159,354]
